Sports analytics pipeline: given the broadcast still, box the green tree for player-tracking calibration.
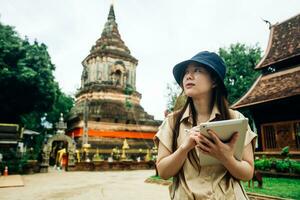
[0,21,75,172]
[219,43,262,104]
[21,90,74,131]
[0,21,57,123]
[166,82,181,112]
[47,91,74,123]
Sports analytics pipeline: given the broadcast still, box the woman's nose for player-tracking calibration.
[185,71,193,80]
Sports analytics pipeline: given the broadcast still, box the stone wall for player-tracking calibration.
[69,161,155,171]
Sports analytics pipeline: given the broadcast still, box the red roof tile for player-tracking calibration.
[256,14,300,69]
[231,66,300,108]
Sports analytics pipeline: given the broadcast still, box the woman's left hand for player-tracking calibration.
[196,129,239,164]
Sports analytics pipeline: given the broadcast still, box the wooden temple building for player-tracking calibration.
[0,124,22,155]
[232,14,300,157]
[67,5,161,160]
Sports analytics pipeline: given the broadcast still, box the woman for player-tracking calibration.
[154,51,257,200]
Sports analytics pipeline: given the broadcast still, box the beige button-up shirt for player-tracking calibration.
[154,104,257,200]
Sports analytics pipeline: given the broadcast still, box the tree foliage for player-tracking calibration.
[219,43,262,104]
[0,22,58,123]
[0,21,75,172]
[166,82,181,112]
[21,91,74,131]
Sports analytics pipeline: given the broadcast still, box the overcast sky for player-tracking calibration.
[1,0,300,120]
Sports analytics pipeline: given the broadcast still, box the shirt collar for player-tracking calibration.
[180,102,221,124]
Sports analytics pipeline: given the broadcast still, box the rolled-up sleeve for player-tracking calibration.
[235,111,257,151]
[153,117,173,153]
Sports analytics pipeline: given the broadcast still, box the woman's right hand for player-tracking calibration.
[180,129,201,152]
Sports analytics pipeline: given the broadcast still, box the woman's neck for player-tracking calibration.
[192,94,213,123]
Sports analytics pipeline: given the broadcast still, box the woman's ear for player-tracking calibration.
[211,80,217,88]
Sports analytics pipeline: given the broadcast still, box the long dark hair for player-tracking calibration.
[171,66,231,189]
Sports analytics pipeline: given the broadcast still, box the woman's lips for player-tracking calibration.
[185,83,195,88]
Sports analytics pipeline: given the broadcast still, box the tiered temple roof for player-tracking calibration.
[232,13,300,109]
[256,14,300,69]
[83,5,138,65]
[232,67,300,108]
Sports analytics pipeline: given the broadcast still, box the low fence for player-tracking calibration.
[254,151,300,161]
[68,160,156,171]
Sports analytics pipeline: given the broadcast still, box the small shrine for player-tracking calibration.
[40,114,76,172]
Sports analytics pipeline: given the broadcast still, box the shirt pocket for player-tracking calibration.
[170,184,190,200]
[217,178,236,200]
[218,180,227,194]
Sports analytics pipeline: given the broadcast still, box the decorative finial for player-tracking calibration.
[108,3,116,21]
[261,18,272,29]
[122,138,130,149]
[60,113,64,122]
[55,113,67,134]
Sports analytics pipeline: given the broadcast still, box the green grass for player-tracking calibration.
[242,177,300,199]
[149,176,300,199]
[149,175,173,181]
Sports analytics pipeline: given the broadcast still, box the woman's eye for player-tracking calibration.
[195,69,202,73]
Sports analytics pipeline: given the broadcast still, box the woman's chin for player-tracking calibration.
[184,91,207,98]
[184,92,198,98]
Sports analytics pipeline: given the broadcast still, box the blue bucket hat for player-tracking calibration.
[173,51,227,96]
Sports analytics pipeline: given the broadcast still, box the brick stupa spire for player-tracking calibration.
[67,4,161,159]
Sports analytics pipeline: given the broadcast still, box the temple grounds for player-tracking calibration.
[1,169,168,200]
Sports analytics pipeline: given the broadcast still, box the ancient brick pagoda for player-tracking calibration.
[67,5,161,159]
[232,14,300,156]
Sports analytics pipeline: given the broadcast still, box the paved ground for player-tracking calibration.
[0,175,24,188]
[0,169,169,200]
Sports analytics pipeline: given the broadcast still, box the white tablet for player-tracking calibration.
[194,118,248,166]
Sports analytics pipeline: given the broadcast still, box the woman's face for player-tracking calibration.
[182,62,215,98]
